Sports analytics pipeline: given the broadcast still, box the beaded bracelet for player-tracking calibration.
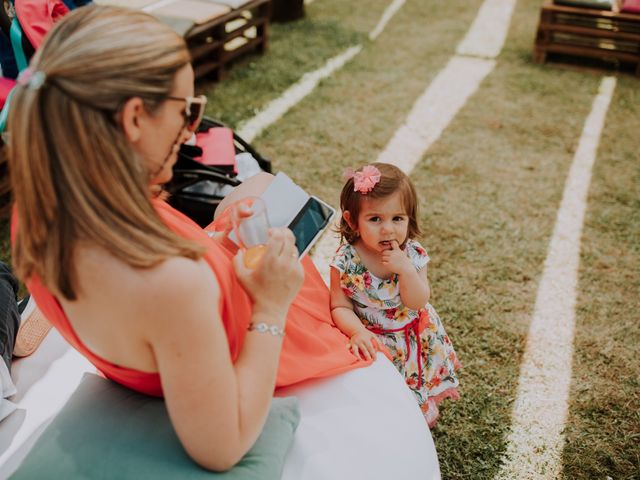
[248,322,285,337]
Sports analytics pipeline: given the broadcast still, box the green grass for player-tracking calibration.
[252,0,480,204]
[405,1,603,475]
[4,0,639,477]
[199,18,364,127]
[561,76,640,480]
[197,0,394,127]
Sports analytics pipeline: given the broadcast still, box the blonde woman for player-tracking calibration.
[7,5,307,471]
[6,6,442,477]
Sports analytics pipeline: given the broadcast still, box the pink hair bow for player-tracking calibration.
[351,165,381,194]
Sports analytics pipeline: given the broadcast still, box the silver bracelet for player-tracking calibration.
[248,322,285,337]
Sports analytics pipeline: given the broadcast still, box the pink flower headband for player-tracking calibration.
[343,165,381,194]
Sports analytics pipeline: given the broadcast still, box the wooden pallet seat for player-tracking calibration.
[534,1,640,76]
[96,0,271,80]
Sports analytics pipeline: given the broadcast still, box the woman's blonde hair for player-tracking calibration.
[338,162,422,244]
[7,5,204,300]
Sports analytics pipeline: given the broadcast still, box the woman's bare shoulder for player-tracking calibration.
[61,247,222,371]
[74,246,219,322]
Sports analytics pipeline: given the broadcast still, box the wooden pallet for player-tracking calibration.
[534,1,640,75]
[181,0,271,81]
[98,0,271,81]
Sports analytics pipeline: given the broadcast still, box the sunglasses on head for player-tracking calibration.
[165,94,207,132]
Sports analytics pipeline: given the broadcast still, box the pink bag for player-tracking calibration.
[15,0,70,49]
[0,78,16,109]
[195,127,237,173]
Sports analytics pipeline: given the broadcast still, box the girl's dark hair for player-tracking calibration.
[337,162,422,244]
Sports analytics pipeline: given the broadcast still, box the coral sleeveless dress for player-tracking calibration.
[18,200,370,397]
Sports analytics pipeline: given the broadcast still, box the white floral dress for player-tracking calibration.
[331,240,460,426]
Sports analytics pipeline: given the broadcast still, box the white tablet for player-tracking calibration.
[260,173,336,257]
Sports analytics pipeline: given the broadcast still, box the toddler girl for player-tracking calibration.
[330,163,460,427]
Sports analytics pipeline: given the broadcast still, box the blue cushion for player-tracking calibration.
[12,374,299,479]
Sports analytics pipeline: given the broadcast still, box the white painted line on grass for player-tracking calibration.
[495,76,617,480]
[369,0,405,41]
[237,46,362,142]
[237,0,406,142]
[377,56,495,172]
[311,56,495,281]
[311,0,516,282]
[456,0,517,59]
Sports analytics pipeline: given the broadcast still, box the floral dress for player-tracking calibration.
[331,239,461,426]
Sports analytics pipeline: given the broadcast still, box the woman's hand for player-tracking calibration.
[349,329,379,360]
[233,227,303,321]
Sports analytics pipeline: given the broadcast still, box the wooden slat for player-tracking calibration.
[538,22,640,41]
[181,0,271,80]
[543,41,640,62]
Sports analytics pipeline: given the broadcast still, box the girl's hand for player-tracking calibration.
[380,240,414,275]
[349,330,379,360]
[233,228,304,321]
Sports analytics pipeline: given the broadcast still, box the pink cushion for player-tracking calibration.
[15,0,70,48]
[195,127,237,173]
[621,0,640,13]
[0,78,16,109]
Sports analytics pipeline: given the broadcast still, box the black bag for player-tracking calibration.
[164,117,271,228]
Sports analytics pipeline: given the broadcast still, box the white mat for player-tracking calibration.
[0,331,440,479]
[279,356,441,480]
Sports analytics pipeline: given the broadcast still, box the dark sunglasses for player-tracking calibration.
[165,95,207,132]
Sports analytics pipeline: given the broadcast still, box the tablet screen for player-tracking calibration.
[288,197,335,255]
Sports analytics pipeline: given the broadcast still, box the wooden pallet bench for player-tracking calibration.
[534,1,640,75]
[97,0,271,81]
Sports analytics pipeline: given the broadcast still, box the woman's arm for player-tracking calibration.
[147,228,303,471]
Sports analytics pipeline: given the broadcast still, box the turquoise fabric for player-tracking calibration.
[12,374,299,479]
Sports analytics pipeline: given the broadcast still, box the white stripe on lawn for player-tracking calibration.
[237,0,406,142]
[237,46,362,142]
[369,0,405,41]
[376,56,495,172]
[311,0,517,281]
[495,76,617,480]
[456,0,517,59]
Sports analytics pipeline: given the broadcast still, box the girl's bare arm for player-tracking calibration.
[329,267,367,336]
[398,265,430,310]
